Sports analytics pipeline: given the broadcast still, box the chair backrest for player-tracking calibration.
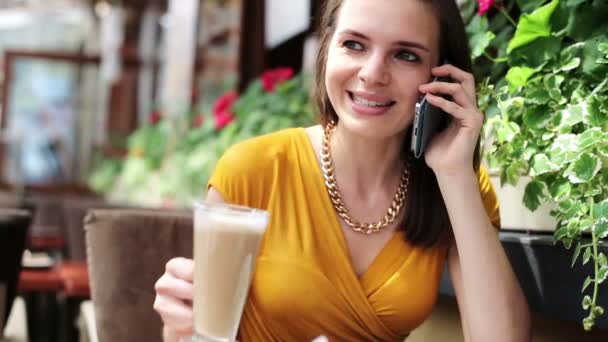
[0,209,31,334]
[0,191,24,209]
[85,208,192,342]
[28,193,64,239]
[61,196,115,261]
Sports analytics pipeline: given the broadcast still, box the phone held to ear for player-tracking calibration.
[410,76,451,159]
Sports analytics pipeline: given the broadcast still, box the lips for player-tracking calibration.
[348,91,395,107]
[347,91,396,116]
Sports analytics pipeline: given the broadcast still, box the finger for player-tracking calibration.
[153,295,193,331]
[155,274,194,301]
[431,64,476,100]
[418,81,475,108]
[425,94,479,124]
[166,257,194,282]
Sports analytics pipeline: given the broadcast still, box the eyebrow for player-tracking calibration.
[338,29,431,52]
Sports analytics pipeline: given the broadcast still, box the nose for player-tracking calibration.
[358,53,390,86]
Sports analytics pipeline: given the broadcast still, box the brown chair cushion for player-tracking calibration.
[85,208,192,342]
[0,209,31,333]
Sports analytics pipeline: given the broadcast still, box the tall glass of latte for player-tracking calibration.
[191,201,268,342]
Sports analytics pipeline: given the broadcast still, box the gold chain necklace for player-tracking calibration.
[320,121,410,235]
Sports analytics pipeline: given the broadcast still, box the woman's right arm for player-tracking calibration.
[154,188,226,342]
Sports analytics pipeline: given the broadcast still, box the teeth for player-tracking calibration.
[352,95,393,107]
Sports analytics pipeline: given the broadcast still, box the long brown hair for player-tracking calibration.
[313,0,480,247]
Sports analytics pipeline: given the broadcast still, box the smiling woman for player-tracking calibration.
[154,1,531,341]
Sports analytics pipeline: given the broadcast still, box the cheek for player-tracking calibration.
[325,56,349,97]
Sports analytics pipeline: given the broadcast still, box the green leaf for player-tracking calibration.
[582,36,608,80]
[505,160,526,186]
[599,143,608,158]
[523,180,548,211]
[524,105,553,129]
[531,154,560,176]
[580,218,594,232]
[583,294,592,309]
[544,74,565,101]
[525,84,552,105]
[578,128,604,152]
[509,36,562,68]
[583,247,592,265]
[507,0,560,53]
[566,153,601,183]
[558,198,574,214]
[572,242,583,267]
[523,145,540,160]
[583,96,608,126]
[566,2,608,41]
[595,200,608,220]
[549,178,572,201]
[559,103,585,128]
[593,306,605,317]
[568,217,581,237]
[496,121,520,143]
[467,16,496,59]
[555,225,569,240]
[506,66,537,92]
[596,221,608,239]
[559,57,581,71]
[583,317,594,331]
[600,253,608,268]
[599,266,608,284]
[548,134,579,166]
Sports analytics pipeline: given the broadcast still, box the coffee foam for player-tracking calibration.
[194,209,268,234]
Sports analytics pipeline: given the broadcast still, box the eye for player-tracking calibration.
[342,40,364,51]
[395,50,419,62]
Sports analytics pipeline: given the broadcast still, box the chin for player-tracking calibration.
[337,111,412,140]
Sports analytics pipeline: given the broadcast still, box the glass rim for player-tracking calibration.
[193,200,268,218]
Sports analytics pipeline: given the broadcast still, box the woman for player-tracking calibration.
[154,0,531,340]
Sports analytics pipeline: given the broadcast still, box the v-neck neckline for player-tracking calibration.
[296,127,404,286]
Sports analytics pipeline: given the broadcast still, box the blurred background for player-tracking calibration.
[0,0,607,341]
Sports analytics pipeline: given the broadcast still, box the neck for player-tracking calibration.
[329,122,406,198]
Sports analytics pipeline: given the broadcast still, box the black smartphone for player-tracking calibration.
[410,76,451,158]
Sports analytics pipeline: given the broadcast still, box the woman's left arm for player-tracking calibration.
[439,171,530,342]
[420,64,531,342]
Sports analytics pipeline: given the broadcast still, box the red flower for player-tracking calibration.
[192,114,205,128]
[212,91,238,116]
[148,110,162,125]
[477,0,494,15]
[261,67,294,92]
[214,111,234,130]
[212,91,238,130]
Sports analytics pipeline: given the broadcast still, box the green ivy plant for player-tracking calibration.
[478,0,608,330]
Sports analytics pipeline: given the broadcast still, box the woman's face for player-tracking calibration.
[325,0,440,140]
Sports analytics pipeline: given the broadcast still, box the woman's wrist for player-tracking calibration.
[433,166,477,185]
[163,326,185,342]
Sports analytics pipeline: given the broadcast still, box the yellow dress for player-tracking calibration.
[208,128,500,341]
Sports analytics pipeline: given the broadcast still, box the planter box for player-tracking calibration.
[490,176,558,232]
[440,231,608,330]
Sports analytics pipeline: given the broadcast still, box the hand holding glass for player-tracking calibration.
[190,201,268,342]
